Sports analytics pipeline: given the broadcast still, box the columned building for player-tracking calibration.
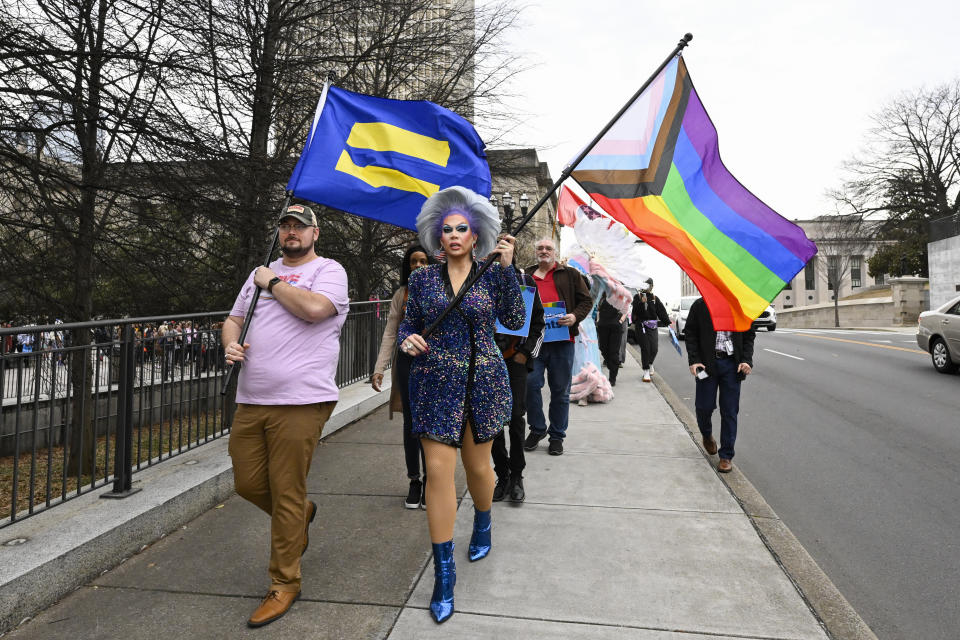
[486,148,556,268]
[679,216,891,309]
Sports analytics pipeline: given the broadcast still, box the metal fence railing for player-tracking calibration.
[0,301,390,529]
[928,213,960,243]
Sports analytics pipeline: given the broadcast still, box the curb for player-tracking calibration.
[651,366,879,640]
[0,379,389,635]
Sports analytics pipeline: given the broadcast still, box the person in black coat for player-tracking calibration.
[492,265,545,503]
[596,293,626,386]
[630,277,670,382]
[683,297,756,473]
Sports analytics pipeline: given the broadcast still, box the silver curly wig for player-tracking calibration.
[416,186,501,259]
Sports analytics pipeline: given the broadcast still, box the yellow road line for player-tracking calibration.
[794,333,926,354]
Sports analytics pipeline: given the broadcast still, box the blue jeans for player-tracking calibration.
[694,356,742,460]
[525,340,575,441]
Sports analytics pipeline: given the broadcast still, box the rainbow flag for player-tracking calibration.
[570,56,816,331]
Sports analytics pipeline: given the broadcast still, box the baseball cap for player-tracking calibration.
[280,204,317,226]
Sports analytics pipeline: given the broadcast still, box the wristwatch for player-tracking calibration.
[267,276,282,293]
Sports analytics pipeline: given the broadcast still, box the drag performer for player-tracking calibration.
[397,186,525,623]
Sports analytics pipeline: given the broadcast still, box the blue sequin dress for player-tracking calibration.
[398,262,526,446]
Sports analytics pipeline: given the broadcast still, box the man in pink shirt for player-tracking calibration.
[222,204,349,628]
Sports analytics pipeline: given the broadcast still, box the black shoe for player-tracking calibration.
[523,431,546,451]
[610,378,617,387]
[548,439,563,456]
[405,479,422,509]
[492,476,511,502]
[509,477,525,502]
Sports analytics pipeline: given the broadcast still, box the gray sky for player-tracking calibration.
[481,0,960,301]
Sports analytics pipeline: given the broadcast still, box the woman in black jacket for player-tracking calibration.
[630,277,670,382]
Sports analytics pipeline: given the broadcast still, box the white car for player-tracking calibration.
[752,305,777,332]
[669,296,700,337]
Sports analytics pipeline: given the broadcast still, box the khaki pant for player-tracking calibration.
[229,402,336,592]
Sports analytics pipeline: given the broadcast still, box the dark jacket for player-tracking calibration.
[684,298,756,380]
[596,294,624,327]
[523,262,593,340]
[631,293,670,328]
[495,268,545,370]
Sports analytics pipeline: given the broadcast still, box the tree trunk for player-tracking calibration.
[233,0,284,287]
[66,1,105,479]
[834,293,840,327]
[66,328,96,478]
[66,180,100,478]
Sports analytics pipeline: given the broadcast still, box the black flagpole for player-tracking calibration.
[220,191,291,394]
[421,32,693,340]
[221,71,336,395]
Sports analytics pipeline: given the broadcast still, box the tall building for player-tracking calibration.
[301,0,476,118]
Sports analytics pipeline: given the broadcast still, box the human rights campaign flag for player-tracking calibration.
[287,86,491,230]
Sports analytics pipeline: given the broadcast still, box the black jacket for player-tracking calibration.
[684,298,756,380]
[495,268,545,370]
[631,293,669,327]
[596,294,624,327]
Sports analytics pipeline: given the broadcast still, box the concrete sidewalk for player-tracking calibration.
[5,354,834,640]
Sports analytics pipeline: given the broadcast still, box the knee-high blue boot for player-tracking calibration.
[468,507,492,562]
[430,540,456,623]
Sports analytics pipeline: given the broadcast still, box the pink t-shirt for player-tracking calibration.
[230,256,349,405]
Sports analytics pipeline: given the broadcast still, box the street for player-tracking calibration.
[646,326,960,640]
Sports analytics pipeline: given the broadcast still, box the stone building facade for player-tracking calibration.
[486,148,557,268]
[927,213,960,309]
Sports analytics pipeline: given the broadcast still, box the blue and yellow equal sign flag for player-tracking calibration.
[287,86,491,230]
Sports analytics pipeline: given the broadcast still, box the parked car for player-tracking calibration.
[751,305,777,332]
[916,294,960,374]
[669,296,700,337]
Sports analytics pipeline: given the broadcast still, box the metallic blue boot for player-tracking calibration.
[468,507,492,561]
[430,540,456,623]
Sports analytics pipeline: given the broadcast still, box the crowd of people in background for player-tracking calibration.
[0,318,225,378]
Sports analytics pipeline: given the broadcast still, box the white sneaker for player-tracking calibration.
[642,370,651,382]
[577,398,588,406]
[648,365,654,374]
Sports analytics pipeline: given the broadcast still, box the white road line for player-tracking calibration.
[763,348,805,360]
[872,340,892,343]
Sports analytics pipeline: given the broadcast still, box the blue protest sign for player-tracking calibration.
[543,301,570,342]
[669,326,682,355]
[496,285,535,337]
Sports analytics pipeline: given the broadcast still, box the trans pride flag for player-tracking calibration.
[570,56,816,331]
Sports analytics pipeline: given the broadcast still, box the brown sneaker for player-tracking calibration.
[717,459,733,473]
[302,501,317,556]
[702,436,718,455]
[248,590,300,627]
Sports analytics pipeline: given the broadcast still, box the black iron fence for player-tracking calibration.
[928,213,960,243]
[0,301,390,528]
